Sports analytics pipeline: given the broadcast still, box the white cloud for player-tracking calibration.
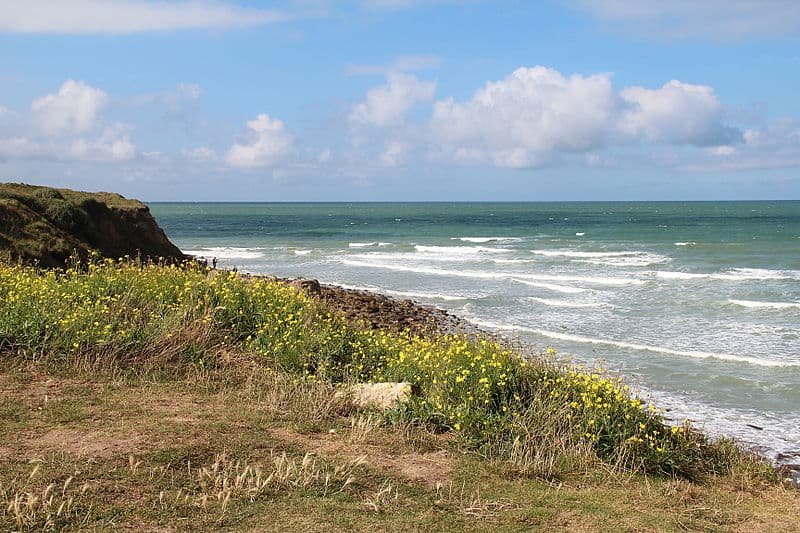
[619,80,740,145]
[0,80,137,163]
[31,80,108,135]
[360,0,417,9]
[318,147,332,163]
[67,130,136,161]
[0,137,47,161]
[675,118,800,172]
[0,0,288,34]
[743,118,800,150]
[346,55,441,76]
[0,129,136,162]
[359,0,467,11]
[431,66,617,168]
[183,146,218,162]
[430,66,741,168]
[380,140,407,167]
[135,83,202,109]
[350,72,436,127]
[570,0,800,40]
[706,145,736,156]
[225,114,293,168]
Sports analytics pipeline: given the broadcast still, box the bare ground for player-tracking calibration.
[1,368,799,532]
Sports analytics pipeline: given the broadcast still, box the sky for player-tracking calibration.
[1,0,799,201]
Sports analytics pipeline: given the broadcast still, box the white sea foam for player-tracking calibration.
[725,268,800,280]
[349,245,513,263]
[415,245,511,255]
[577,253,671,267]
[337,259,640,287]
[293,250,312,256]
[183,247,265,259]
[380,289,469,301]
[470,319,794,368]
[326,282,470,301]
[728,299,800,310]
[575,232,586,236]
[532,249,646,258]
[452,237,523,243]
[654,271,705,280]
[491,258,537,265]
[349,242,377,248]
[511,280,588,294]
[655,268,800,282]
[674,242,697,246]
[525,297,604,308]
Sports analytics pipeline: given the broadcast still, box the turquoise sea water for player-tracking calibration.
[149,202,800,459]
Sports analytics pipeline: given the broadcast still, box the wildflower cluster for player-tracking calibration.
[0,258,730,478]
[531,364,709,474]
[348,330,520,433]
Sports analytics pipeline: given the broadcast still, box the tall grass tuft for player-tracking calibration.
[0,465,91,531]
[156,451,364,515]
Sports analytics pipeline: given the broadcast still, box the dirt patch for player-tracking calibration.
[269,427,452,488]
[148,395,204,424]
[27,428,144,458]
[0,371,98,406]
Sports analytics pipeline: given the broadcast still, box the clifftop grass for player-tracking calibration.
[0,182,184,267]
[0,259,793,531]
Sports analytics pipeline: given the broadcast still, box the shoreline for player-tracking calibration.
[275,273,800,486]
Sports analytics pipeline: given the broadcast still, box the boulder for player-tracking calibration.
[336,382,413,410]
[290,278,322,295]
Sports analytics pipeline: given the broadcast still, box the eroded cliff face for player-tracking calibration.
[0,183,185,267]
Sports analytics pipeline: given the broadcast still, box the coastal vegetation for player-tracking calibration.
[1,257,796,531]
[0,183,184,267]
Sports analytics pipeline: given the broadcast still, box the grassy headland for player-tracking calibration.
[0,183,184,267]
[1,258,797,531]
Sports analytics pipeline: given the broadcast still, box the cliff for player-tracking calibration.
[0,182,185,267]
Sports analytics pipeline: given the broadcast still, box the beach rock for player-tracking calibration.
[290,278,322,295]
[776,451,800,463]
[300,282,483,337]
[336,382,413,410]
[783,468,800,489]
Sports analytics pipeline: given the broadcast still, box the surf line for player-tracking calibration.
[470,319,794,369]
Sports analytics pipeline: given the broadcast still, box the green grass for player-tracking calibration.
[0,182,184,268]
[0,258,769,480]
[0,257,793,531]
[0,182,142,210]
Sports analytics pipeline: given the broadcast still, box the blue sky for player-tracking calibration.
[1,0,799,201]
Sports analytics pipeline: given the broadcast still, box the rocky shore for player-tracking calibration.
[285,277,483,337]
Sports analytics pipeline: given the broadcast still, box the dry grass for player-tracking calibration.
[347,413,383,444]
[155,451,365,516]
[433,481,521,519]
[0,463,92,531]
[0,367,797,531]
[362,481,398,513]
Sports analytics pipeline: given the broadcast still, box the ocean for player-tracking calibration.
[149,201,800,461]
